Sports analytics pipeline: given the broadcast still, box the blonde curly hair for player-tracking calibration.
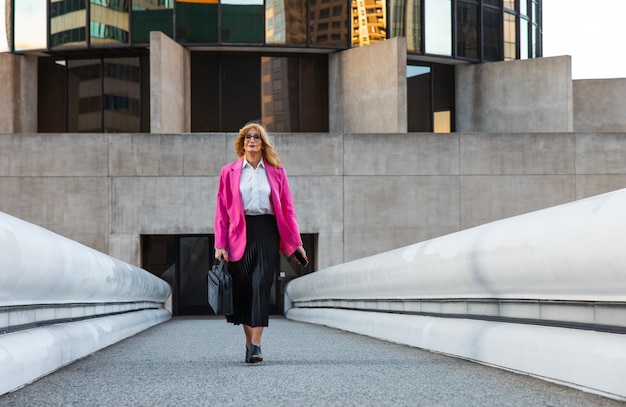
[234,122,282,168]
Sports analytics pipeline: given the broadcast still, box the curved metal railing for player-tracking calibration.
[285,188,626,400]
[0,211,171,395]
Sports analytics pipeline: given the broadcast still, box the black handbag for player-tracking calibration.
[208,258,234,315]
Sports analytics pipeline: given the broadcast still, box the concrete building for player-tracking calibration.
[2,1,626,315]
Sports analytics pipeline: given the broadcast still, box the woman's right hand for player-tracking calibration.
[215,248,228,262]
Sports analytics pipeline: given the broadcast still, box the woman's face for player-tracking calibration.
[243,127,263,154]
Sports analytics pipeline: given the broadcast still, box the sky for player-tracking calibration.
[542,0,626,79]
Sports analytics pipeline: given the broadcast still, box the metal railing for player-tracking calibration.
[285,188,626,401]
[0,211,171,395]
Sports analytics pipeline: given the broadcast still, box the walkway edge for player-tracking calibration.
[0,309,171,396]
[286,308,626,401]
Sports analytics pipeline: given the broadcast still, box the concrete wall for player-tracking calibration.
[0,134,110,253]
[0,53,37,133]
[456,56,573,132]
[574,78,626,132]
[329,37,407,133]
[2,132,626,268]
[150,32,191,133]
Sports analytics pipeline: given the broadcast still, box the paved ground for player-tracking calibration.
[1,316,623,407]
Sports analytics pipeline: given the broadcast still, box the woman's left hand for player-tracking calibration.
[294,246,308,265]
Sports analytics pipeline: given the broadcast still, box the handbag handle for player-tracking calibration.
[213,257,227,271]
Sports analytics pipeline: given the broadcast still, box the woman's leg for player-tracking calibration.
[249,326,264,362]
[250,326,264,346]
[243,325,253,347]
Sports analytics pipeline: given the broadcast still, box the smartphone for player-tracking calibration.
[291,250,309,268]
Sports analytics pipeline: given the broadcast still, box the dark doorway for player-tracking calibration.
[141,234,317,316]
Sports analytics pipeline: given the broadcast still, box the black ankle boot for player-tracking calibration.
[250,344,263,363]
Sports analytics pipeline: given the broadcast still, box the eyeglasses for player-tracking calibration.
[245,134,261,141]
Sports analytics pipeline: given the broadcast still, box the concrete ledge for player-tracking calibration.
[286,308,626,401]
[0,309,170,396]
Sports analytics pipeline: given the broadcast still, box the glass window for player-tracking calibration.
[222,0,264,43]
[433,111,450,133]
[67,59,102,132]
[425,0,451,56]
[390,0,420,52]
[90,0,129,45]
[300,55,328,132]
[176,0,218,43]
[433,63,454,114]
[39,56,147,132]
[456,1,478,59]
[484,0,500,6]
[503,0,514,11]
[504,12,516,60]
[191,53,328,132]
[15,0,47,51]
[220,56,262,131]
[482,6,501,61]
[520,0,527,16]
[520,17,528,59]
[266,0,306,45]
[532,21,537,58]
[191,53,220,132]
[103,57,141,132]
[0,0,9,52]
[350,0,387,47]
[131,0,174,44]
[310,0,348,47]
[51,0,87,48]
[407,64,431,132]
[261,57,299,131]
[178,236,211,315]
[38,58,68,132]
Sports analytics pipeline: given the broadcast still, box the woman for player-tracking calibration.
[214,121,307,364]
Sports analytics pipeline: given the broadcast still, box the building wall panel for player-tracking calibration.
[456,56,573,133]
[574,79,626,132]
[2,132,626,269]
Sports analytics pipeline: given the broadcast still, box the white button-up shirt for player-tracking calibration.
[240,158,274,215]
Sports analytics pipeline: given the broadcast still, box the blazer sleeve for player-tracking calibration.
[273,166,303,255]
[214,165,230,249]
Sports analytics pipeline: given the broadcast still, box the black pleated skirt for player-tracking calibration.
[226,214,279,327]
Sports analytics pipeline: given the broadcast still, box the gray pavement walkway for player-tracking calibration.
[0,316,623,407]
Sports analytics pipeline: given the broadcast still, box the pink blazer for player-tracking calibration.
[214,158,303,262]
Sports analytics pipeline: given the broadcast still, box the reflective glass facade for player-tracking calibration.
[132,1,174,44]
[390,0,420,52]
[310,0,349,47]
[51,0,87,48]
[90,0,130,46]
[1,0,10,52]
[15,0,47,51]
[265,0,306,45]
[2,0,542,133]
[190,53,328,132]
[3,1,543,62]
[38,55,148,132]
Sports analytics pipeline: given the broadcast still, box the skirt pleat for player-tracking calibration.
[226,215,279,327]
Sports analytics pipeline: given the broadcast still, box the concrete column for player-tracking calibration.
[329,37,407,133]
[149,32,191,133]
[0,53,38,133]
[456,55,573,132]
